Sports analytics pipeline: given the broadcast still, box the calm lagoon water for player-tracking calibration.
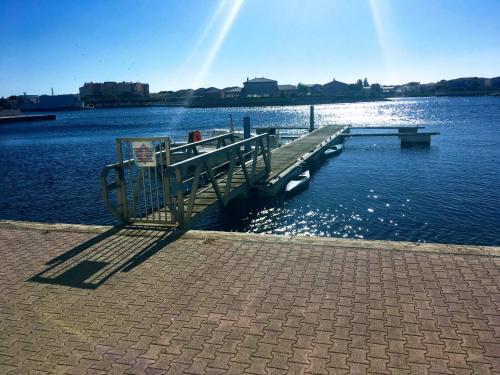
[1,97,499,245]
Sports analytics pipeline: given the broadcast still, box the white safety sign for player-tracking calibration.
[132,142,157,167]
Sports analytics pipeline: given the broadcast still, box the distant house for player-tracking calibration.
[419,83,437,94]
[175,89,194,98]
[306,84,322,94]
[242,77,279,97]
[201,87,222,99]
[150,91,176,100]
[395,82,420,95]
[381,86,395,95]
[222,87,242,98]
[192,88,206,97]
[322,79,349,96]
[278,84,298,97]
[441,77,490,91]
[191,87,222,99]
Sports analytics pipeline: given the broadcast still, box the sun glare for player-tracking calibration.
[368,0,395,82]
[183,0,229,67]
[191,0,244,89]
[168,0,244,127]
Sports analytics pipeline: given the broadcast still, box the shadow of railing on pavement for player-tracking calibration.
[29,225,184,289]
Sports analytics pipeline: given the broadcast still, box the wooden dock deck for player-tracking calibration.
[258,125,347,195]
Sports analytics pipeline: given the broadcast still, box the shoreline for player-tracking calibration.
[1,219,499,256]
[80,96,389,110]
[15,93,500,112]
[0,113,56,124]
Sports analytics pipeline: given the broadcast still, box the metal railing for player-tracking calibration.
[101,133,271,228]
[165,133,271,227]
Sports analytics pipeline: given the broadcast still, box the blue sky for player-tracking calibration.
[1,0,499,96]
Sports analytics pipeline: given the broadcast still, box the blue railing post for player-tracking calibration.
[309,105,315,133]
[243,116,251,153]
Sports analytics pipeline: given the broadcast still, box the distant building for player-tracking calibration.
[379,86,396,95]
[150,91,176,100]
[79,81,149,100]
[173,89,194,99]
[322,79,349,96]
[221,87,242,98]
[17,94,39,105]
[195,87,222,99]
[19,94,83,111]
[242,77,279,97]
[492,77,500,89]
[278,84,298,97]
[419,83,437,94]
[441,77,490,91]
[306,84,322,94]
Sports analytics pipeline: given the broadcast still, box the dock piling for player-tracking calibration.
[243,116,251,153]
[309,105,315,132]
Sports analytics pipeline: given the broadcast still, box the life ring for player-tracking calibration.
[193,130,202,142]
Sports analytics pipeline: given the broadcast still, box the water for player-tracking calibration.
[1,97,499,245]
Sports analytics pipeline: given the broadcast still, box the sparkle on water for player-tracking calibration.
[1,97,499,246]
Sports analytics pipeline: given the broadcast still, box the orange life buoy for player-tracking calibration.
[193,130,202,142]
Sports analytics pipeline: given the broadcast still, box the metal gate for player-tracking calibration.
[101,137,177,225]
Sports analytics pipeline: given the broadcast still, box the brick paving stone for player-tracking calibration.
[1,224,500,374]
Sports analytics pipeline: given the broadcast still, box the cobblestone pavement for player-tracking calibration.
[0,223,499,374]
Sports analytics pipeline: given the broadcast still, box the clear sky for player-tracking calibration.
[1,0,499,96]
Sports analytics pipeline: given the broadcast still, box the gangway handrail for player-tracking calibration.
[170,133,235,153]
[102,133,236,170]
[166,133,272,227]
[166,133,268,171]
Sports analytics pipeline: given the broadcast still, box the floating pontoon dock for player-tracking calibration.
[341,126,440,146]
[0,114,56,124]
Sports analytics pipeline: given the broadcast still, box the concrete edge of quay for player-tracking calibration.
[0,219,111,234]
[184,230,500,257]
[1,219,499,257]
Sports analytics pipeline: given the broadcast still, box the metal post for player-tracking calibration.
[115,139,127,223]
[243,116,251,153]
[309,105,315,133]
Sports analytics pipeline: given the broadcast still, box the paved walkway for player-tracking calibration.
[0,221,499,374]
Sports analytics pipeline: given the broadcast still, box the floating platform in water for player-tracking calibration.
[340,126,439,146]
[0,114,56,124]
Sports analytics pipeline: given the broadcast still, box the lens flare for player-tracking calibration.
[191,0,244,89]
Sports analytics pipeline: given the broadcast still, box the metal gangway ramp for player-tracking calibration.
[101,133,272,228]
